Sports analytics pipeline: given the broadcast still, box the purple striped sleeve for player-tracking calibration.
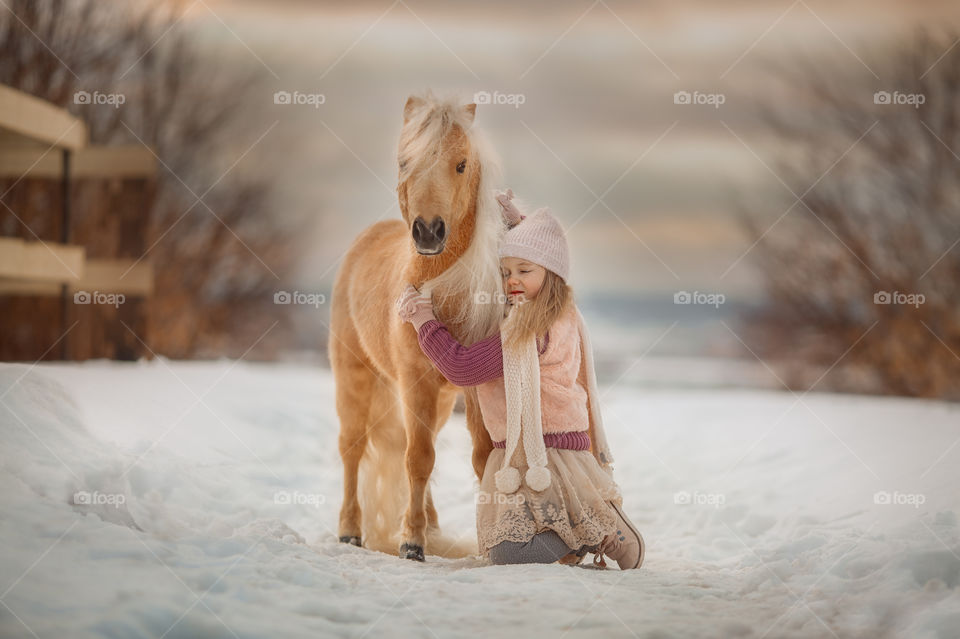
[416,319,504,386]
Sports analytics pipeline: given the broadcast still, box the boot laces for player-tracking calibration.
[592,531,622,568]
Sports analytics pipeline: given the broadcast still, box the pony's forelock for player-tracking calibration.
[398,90,477,183]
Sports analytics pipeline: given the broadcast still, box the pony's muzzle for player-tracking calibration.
[412,215,446,255]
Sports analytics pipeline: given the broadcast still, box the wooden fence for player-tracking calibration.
[0,84,155,360]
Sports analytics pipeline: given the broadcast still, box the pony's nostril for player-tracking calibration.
[433,218,445,241]
[412,217,425,243]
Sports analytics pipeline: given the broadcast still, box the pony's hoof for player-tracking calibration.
[339,535,362,547]
[400,542,425,561]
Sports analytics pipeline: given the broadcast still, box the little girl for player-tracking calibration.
[395,190,644,570]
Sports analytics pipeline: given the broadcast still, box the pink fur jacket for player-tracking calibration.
[475,301,589,442]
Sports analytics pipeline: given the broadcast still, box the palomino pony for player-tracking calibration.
[329,93,508,561]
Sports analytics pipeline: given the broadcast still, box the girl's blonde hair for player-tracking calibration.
[500,267,573,353]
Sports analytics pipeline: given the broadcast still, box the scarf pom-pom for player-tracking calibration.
[495,466,521,493]
[525,466,551,491]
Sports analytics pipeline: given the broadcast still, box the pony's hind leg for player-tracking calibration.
[424,388,456,532]
[464,387,493,482]
[333,339,377,547]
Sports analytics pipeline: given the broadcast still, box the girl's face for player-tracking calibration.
[501,257,546,304]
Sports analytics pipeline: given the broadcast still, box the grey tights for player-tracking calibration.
[488,529,575,565]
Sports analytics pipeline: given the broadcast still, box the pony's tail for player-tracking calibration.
[356,379,478,559]
[425,524,478,559]
[356,407,407,555]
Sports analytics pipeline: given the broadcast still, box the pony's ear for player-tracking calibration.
[403,95,426,124]
[463,103,477,126]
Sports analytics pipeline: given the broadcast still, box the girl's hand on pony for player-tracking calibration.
[395,284,437,331]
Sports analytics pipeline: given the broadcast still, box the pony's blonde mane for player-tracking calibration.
[399,91,508,345]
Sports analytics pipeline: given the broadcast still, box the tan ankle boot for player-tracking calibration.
[593,502,644,570]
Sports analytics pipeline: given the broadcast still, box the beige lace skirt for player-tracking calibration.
[476,446,624,557]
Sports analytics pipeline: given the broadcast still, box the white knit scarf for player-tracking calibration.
[494,305,615,494]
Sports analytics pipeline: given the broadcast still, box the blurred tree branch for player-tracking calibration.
[737,28,960,399]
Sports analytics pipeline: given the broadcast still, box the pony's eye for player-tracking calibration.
[456,160,466,174]
[399,160,407,171]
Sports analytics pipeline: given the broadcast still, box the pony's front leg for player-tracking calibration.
[398,373,440,561]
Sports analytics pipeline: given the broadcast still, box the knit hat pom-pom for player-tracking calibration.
[495,466,521,493]
[525,466,551,491]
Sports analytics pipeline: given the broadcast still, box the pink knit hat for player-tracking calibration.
[498,206,570,283]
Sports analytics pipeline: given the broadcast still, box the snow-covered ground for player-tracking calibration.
[1,358,958,638]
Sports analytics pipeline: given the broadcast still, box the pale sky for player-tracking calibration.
[182,0,960,299]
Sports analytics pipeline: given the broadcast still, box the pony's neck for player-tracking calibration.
[422,256,504,346]
[440,279,497,338]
